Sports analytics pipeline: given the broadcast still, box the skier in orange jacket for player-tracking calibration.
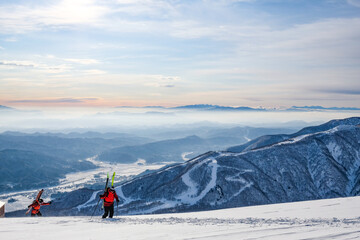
[100,187,119,218]
[28,199,51,216]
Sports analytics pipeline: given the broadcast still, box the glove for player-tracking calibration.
[116,199,119,203]
[49,201,52,204]
[100,194,104,198]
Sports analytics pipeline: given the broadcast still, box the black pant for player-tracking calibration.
[102,205,114,218]
[31,211,42,217]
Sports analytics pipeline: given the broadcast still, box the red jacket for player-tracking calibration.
[28,200,50,214]
[100,189,119,207]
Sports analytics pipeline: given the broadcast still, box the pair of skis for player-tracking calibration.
[25,189,44,215]
[102,172,116,209]
[91,172,115,218]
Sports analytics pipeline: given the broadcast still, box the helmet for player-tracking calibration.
[110,186,115,191]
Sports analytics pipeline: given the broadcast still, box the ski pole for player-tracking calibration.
[116,201,119,215]
[90,198,101,219]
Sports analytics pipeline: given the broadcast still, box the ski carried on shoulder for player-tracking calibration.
[111,172,118,214]
[111,172,115,187]
[101,173,110,209]
[91,173,110,218]
[26,189,44,215]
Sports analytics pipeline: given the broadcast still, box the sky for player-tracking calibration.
[0,0,360,109]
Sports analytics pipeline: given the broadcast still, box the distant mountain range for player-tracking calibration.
[2,131,149,140]
[0,132,152,193]
[0,105,14,110]
[115,104,360,111]
[0,125,297,194]
[116,104,266,111]
[289,106,360,111]
[8,117,359,217]
[1,104,359,115]
[97,127,295,164]
[171,104,266,111]
[0,149,94,192]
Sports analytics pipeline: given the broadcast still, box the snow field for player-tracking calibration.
[1,196,359,240]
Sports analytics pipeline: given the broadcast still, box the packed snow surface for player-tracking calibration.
[2,196,360,240]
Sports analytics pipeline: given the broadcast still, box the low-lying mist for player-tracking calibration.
[0,106,359,135]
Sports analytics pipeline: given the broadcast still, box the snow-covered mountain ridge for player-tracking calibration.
[227,116,360,153]
[7,117,360,217]
[105,122,360,215]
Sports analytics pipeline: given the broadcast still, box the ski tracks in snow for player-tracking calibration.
[220,165,254,200]
[122,155,254,213]
[76,190,100,210]
[130,157,219,214]
[115,186,133,205]
[176,158,218,205]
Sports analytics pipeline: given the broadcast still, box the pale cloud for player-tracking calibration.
[82,69,107,75]
[0,0,175,34]
[262,18,360,54]
[0,60,71,73]
[0,0,256,39]
[189,17,360,84]
[30,72,181,89]
[42,0,109,24]
[315,88,360,95]
[0,55,103,75]
[0,0,110,34]
[65,58,99,64]
[1,0,359,108]
[0,60,37,68]
[191,67,256,76]
[143,75,180,88]
[8,97,99,103]
[347,0,360,7]
[1,0,358,46]
[43,55,56,59]
[168,20,217,39]
[4,37,18,42]
[203,0,255,3]
[113,0,177,17]
[148,93,162,97]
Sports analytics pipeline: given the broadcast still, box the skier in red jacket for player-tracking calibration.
[28,199,52,217]
[100,186,119,218]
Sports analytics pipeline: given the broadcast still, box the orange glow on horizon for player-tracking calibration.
[1,98,186,109]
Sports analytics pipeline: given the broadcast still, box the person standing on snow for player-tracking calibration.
[28,199,52,217]
[100,186,119,218]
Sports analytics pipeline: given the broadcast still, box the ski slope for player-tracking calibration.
[1,196,360,240]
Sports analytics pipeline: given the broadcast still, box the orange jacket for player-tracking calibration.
[28,200,50,214]
[100,189,119,206]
